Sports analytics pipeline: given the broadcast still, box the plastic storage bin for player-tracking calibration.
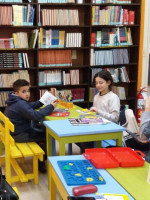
[83,147,145,168]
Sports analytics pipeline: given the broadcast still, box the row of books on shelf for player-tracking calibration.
[40,88,85,102]
[38,69,80,86]
[0,87,84,107]
[39,28,82,48]
[40,9,79,26]
[0,70,29,87]
[113,86,126,100]
[0,91,10,107]
[1,29,81,49]
[90,48,129,66]
[13,5,35,26]
[111,66,130,83]
[0,38,14,49]
[38,0,75,3]
[0,6,12,26]
[12,32,28,48]
[92,0,132,4]
[91,67,130,83]
[63,69,79,85]
[0,5,34,26]
[38,70,62,86]
[0,30,38,49]
[0,53,29,68]
[92,6,135,25]
[57,88,85,102]
[38,50,72,67]
[13,30,38,48]
[91,27,132,47]
[89,86,126,102]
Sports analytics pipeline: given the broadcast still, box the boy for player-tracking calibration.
[5,79,58,172]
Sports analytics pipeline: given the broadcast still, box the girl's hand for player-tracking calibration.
[51,100,58,108]
[145,97,150,112]
[90,107,97,112]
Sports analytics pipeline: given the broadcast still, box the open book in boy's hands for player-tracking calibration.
[39,91,58,106]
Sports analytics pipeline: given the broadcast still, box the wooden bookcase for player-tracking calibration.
[0,0,143,113]
[90,0,143,113]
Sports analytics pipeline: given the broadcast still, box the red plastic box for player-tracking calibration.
[83,147,145,168]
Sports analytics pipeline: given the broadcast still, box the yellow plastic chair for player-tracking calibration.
[0,111,44,185]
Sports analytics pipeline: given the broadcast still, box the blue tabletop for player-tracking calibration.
[44,119,125,137]
[48,155,134,199]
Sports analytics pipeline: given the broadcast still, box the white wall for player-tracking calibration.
[141,0,150,88]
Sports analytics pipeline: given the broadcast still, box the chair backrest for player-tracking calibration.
[119,108,139,133]
[0,111,15,146]
[0,111,15,183]
[124,109,139,133]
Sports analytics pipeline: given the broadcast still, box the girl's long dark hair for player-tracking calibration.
[93,69,113,90]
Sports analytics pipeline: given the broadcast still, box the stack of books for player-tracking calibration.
[69,115,110,125]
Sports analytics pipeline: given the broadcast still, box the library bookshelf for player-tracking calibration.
[0,0,143,114]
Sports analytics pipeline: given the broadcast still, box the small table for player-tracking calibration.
[44,119,125,156]
[107,162,150,200]
[48,155,135,200]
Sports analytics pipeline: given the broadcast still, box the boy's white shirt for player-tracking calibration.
[39,91,57,106]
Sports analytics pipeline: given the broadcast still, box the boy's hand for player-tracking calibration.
[90,107,97,112]
[51,100,58,108]
[145,96,150,112]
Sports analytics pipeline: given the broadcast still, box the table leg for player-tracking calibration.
[49,163,57,200]
[59,141,66,156]
[52,137,56,156]
[68,143,72,155]
[46,128,52,157]
[96,140,102,148]
[116,133,123,146]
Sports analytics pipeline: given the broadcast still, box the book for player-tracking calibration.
[28,29,38,48]
[128,10,135,25]
[95,193,129,200]
[91,32,96,47]
[68,115,110,125]
[39,91,58,106]
[51,29,59,47]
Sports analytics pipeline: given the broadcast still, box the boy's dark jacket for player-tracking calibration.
[4,93,54,136]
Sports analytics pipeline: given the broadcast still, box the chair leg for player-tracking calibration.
[33,156,39,184]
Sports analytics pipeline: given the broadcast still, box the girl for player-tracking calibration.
[77,69,120,153]
[90,69,120,123]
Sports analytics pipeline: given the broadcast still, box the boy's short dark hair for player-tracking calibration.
[13,79,30,92]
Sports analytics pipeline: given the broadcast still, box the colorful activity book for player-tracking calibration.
[68,115,110,125]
